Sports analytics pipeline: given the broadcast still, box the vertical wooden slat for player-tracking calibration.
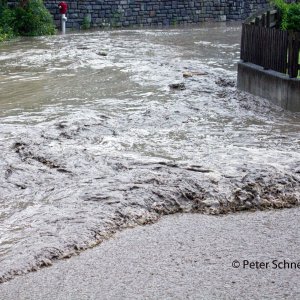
[288,32,298,78]
[255,17,260,26]
[241,23,297,77]
[262,13,266,27]
[283,31,287,72]
[266,11,270,28]
[296,32,300,78]
[241,24,245,61]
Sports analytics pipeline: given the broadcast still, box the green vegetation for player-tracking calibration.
[286,3,300,31]
[111,10,122,28]
[0,5,15,41]
[171,17,178,26]
[271,0,300,31]
[0,0,56,41]
[272,1,300,78]
[81,16,91,30]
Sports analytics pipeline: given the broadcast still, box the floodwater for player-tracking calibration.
[0,23,299,282]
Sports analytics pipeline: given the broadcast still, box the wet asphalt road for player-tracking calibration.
[0,208,300,300]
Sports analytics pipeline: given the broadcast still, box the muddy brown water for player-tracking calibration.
[0,23,299,283]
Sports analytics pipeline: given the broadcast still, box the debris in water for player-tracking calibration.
[183,71,208,78]
[97,52,108,56]
[169,82,186,90]
[215,78,235,87]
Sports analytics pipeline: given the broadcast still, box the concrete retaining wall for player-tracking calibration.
[8,0,269,29]
[237,62,300,112]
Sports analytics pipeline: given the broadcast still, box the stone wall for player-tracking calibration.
[9,0,270,29]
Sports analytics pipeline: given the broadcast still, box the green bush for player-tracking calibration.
[14,0,56,36]
[0,5,16,41]
[271,0,300,31]
[81,16,91,30]
[0,26,13,41]
[0,7,16,30]
[286,3,300,31]
[0,0,56,41]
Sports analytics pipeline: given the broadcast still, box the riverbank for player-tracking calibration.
[1,208,300,299]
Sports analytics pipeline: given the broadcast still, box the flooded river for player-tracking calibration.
[0,23,299,282]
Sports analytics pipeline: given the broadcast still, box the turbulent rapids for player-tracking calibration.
[0,24,299,283]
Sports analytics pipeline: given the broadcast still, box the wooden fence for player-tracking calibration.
[240,23,300,78]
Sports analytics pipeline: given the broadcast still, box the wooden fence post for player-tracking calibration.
[262,13,266,27]
[266,11,270,28]
[288,31,300,78]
